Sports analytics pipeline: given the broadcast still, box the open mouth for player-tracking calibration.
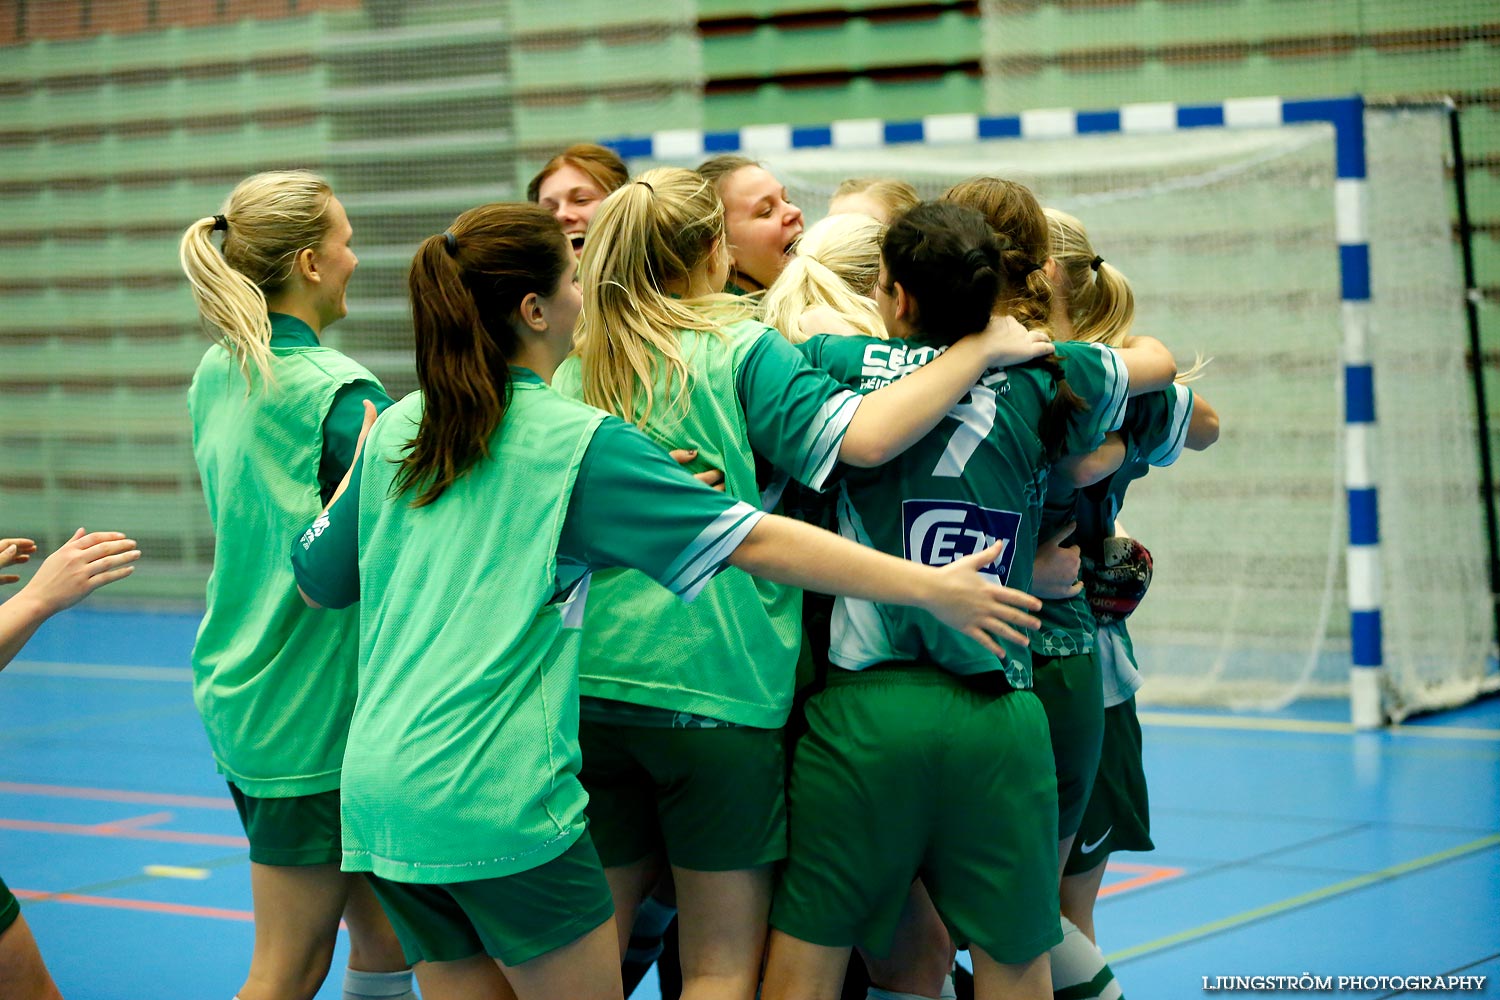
[783,236,799,257]
[569,234,586,253]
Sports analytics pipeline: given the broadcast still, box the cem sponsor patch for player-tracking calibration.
[902,499,1023,585]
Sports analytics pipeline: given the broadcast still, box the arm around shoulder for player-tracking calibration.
[1187,393,1220,450]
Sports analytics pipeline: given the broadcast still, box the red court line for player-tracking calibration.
[14,888,253,922]
[0,781,234,810]
[1098,861,1185,898]
[0,818,246,847]
[92,811,174,832]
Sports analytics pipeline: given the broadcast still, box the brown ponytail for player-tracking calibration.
[396,203,570,506]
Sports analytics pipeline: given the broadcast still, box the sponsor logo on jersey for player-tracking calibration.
[902,499,1023,584]
[859,342,945,389]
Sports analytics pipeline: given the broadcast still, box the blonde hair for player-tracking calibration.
[830,177,920,223]
[578,166,757,428]
[1046,207,1208,382]
[762,212,887,343]
[179,170,334,382]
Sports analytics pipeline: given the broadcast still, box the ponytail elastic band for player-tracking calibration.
[211,215,228,232]
[443,231,457,255]
[964,248,993,272]
[1090,255,1104,271]
[634,180,655,194]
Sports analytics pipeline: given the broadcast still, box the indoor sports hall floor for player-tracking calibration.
[4,608,1498,999]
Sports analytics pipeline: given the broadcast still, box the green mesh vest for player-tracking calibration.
[340,380,607,883]
[188,342,381,797]
[553,319,802,728]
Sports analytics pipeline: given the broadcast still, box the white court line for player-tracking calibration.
[8,661,191,683]
[1140,711,1500,742]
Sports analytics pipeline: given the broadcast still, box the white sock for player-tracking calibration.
[343,967,417,1000]
[940,971,957,1000]
[1049,915,1123,1000]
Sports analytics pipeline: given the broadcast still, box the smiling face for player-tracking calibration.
[717,165,804,290]
[537,164,610,257]
[311,195,357,329]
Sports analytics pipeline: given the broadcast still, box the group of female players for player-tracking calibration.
[171,137,1217,1000]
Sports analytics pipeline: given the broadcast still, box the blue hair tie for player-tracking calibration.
[443,231,457,255]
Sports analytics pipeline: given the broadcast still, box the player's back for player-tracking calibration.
[800,333,1061,687]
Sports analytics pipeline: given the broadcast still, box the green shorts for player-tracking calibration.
[1031,651,1105,840]
[771,664,1061,965]
[369,830,615,967]
[0,874,18,935]
[578,719,787,871]
[1064,696,1153,875]
[229,783,342,866]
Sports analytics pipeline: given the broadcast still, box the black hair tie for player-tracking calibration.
[634,180,655,194]
[1090,255,1104,271]
[211,215,228,232]
[443,231,458,255]
[964,248,992,272]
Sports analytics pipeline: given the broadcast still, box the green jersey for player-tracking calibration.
[1075,384,1195,705]
[188,317,384,797]
[799,335,1129,686]
[293,370,767,883]
[552,319,861,728]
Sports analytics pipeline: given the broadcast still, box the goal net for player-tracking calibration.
[627,104,1493,721]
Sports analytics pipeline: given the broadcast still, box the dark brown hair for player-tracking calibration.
[880,201,1001,346]
[397,202,571,506]
[526,143,629,203]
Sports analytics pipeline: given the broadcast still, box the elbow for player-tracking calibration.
[1187,412,1220,450]
[1069,455,1112,488]
[297,584,323,609]
[838,437,892,469]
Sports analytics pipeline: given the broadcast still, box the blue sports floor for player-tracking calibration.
[4,608,1498,998]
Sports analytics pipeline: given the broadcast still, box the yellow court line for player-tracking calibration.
[1106,832,1500,964]
[1138,711,1500,741]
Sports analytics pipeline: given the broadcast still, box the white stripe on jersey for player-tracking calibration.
[799,388,862,492]
[660,501,767,602]
[1094,343,1130,433]
[826,483,902,670]
[1147,384,1194,467]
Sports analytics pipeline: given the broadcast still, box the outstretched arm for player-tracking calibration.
[0,529,141,671]
[728,515,1041,655]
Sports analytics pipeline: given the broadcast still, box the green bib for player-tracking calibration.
[188,343,382,797]
[340,380,607,883]
[553,320,801,728]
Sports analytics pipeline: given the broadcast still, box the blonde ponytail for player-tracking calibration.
[762,212,887,343]
[179,170,334,384]
[1044,206,1210,383]
[578,167,756,429]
